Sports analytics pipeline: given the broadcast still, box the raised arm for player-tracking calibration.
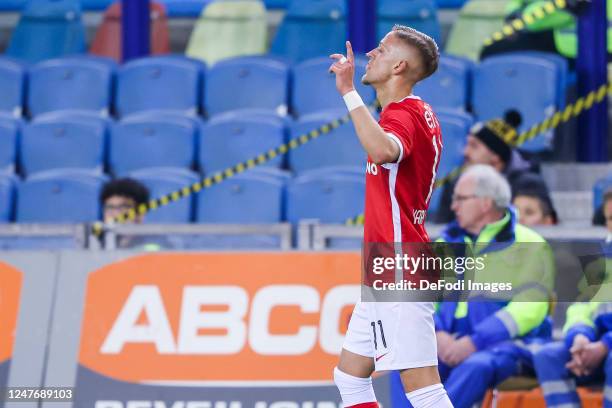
[329,41,400,165]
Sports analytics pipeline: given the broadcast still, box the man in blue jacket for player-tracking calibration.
[433,164,554,408]
[533,296,612,406]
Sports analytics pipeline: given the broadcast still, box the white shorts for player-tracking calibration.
[342,301,438,371]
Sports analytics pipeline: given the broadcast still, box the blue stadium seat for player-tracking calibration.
[0,58,26,117]
[0,0,113,10]
[377,0,441,44]
[264,0,288,9]
[428,109,473,212]
[199,115,285,174]
[0,0,25,11]
[196,173,284,223]
[204,57,289,116]
[20,115,106,176]
[110,114,197,175]
[80,0,112,10]
[505,51,569,109]
[292,57,376,117]
[16,169,107,222]
[296,165,363,179]
[158,0,211,16]
[414,54,473,112]
[246,167,293,181]
[271,0,346,62]
[288,109,366,173]
[472,54,560,152]
[127,167,199,223]
[286,173,365,224]
[116,56,204,117]
[0,117,19,174]
[6,0,86,63]
[436,0,467,8]
[28,57,115,117]
[34,109,113,124]
[210,108,293,127]
[0,174,16,222]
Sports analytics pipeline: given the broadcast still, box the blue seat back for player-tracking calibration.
[0,117,19,173]
[0,1,26,11]
[80,0,113,10]
[20,116,106,176]
[436,0,467,8]
[472,54,560,152]
[264,0,288,8]
[28,57,115,116]
[7,0,86,63]
[199,116,285,174]
[271,0,346,62]
[196,174,284,223]
[414,54,473,111]
[205,57,289,116]
[288,109,366,173]
[286,173,365,224]
[0,174,16,222]
[376,0,441,44]
[110,115,197,175]
[504,51,569,109]
[158,0,210,17]
[292,57,376,117]
[128,167,199,223]
[0,58,26,117]
[116,56,204,117]
[16,170,107,222]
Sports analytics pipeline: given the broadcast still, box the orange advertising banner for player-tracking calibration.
[0,261,22,365]
[78,252,361,384]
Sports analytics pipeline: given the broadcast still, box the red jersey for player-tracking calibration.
[363,95,443,244]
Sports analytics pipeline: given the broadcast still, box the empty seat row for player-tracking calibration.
[0,109,471,183]
[0,167,365,225]
[5,0,443,64]
[0,110,363,176]
[0,55,378,119]
[0,51,566,152]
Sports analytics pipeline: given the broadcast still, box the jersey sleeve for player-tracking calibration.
[378,104,415,163]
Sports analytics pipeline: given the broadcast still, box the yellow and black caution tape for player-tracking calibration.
[92,0,582,236]
[345,81,612,226]
[92,103,381,236]
[483,0,569,47]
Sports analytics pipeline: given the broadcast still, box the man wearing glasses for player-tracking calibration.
[433,164,553,408]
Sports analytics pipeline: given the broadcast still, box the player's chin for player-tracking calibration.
[361,73,371,85]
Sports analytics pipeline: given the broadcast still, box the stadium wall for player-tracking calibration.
[0,251,392,408]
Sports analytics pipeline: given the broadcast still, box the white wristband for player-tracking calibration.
[343,90,365,112]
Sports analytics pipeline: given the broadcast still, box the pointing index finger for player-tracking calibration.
[346,41,354,63]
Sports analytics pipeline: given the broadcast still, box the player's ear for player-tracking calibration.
[481,197,494,213]
[393,59,408,75]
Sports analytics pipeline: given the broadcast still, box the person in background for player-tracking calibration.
[534,300,612,408]
[434,111,538,223]
[480,0,607,66]
[433,164,553,408]
[100,178,166,250]
[512,173,558,226]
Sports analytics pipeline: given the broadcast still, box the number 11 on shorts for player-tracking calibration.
[370,320,387,350]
